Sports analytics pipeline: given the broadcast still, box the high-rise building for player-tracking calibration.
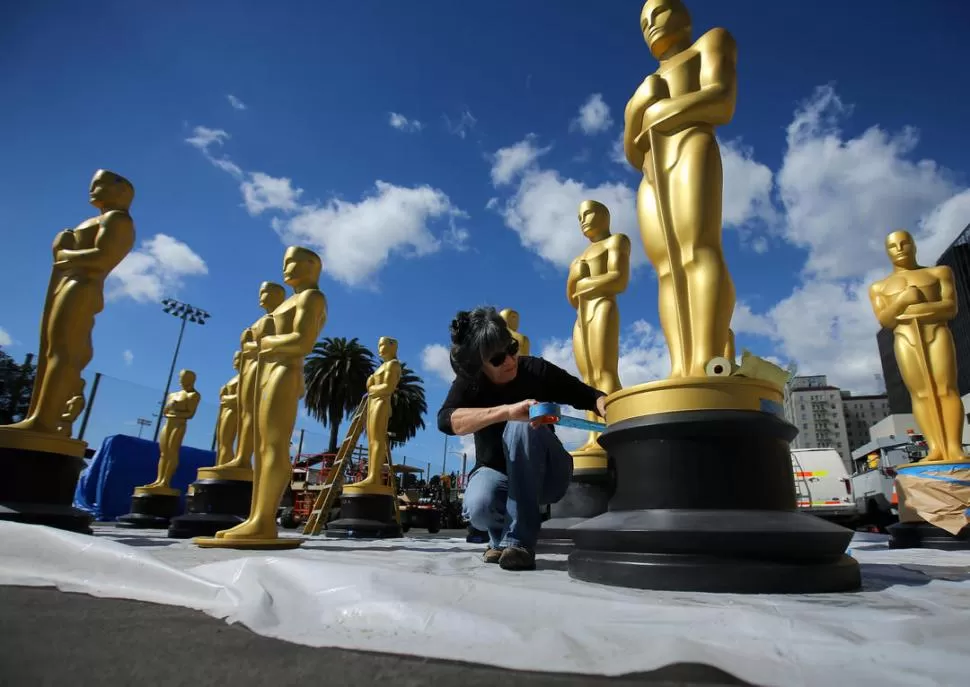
[877,222,970,413]
[784,375,891,469]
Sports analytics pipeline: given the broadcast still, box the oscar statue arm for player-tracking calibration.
[645,28,738,135]
[260,290,327,357]
[574,235,632,297]
[175,391,202,420]
[900,268,959,323]
[870,282,921,329]
[566,259,583,309]
[623,90,649,170]
[54,211,135,271]
[369,360,402,397]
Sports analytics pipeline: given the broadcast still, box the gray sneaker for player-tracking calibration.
[498,545,536,571]
[482,547,502,564]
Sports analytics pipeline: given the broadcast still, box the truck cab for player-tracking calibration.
[849,435,926,531]
[791,448,857,526]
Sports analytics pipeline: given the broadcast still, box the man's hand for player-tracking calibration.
[506,399,538,423]
[596,395,607,419]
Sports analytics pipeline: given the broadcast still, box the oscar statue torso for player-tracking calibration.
[871,263,966,462]
[567,233,630,459]
[14,210,134,434]
[626,27,737,378]
[362,356,402,487]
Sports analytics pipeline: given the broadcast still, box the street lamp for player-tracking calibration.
[135,417,151,439]
[152,298,210,441]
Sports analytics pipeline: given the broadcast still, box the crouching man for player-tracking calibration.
[437,306,606,571]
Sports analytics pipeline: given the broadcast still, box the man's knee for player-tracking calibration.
[462,471,505,522]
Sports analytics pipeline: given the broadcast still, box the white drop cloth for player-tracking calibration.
[2,521,970,687]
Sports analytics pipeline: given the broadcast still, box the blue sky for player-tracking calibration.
[2,0,969,471]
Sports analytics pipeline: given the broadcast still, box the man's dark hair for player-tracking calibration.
[449,306,513,380]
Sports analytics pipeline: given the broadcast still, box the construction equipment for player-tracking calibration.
[301,396,368,536]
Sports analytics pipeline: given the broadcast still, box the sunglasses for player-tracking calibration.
[487,339,519,367]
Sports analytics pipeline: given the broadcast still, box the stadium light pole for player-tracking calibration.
[152,298,210,442]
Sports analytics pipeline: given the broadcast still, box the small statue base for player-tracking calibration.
[536,467,615,554]
[888,521,970,550]
[326,491,402,539]
[0,431,93,535]
[567,377,861,594]
[194,535,304,550]
[168,471,254,539]
[887,460,970,550]
[117,489,180,529]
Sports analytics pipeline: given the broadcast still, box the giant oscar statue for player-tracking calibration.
[499,309,531,356]
[0,170,135,534]
[538,200,630,552]
[328,336,404,538]
[565,0,860,593]
[119,370,201,528]
[168,352,251,538]
[196,247,327,549]
[869,230,970,549]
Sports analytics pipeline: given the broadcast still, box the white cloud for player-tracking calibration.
[732,302,775,337]
[444,109,477,139]
[0,326,11,347]
[489,134,551,186]
[123,349,134,366]
[388,112,423,132]
[742,85,970,393]
[421,344,455,384]
[721,140,777,230]
[227,94,247,110]
[107,234,208,303]
[273,181,466,287]
[571,93,613,135]
[186,126,467,286]
[241,172,304,215]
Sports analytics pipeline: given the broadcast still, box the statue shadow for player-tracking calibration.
[108,536,180,548]
[859,562,970,591]
[302,544,480,554]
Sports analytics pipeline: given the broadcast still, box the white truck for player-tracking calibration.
[791,448,858,526]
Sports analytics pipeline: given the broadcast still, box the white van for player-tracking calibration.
[790,448,858,525]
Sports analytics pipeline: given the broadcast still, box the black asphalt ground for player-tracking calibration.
[0,585,751,686]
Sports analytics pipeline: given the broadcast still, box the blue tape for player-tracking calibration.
[529,402,605,432]
[759,398,784,418]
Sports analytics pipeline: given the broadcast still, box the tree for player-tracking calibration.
[0,349,36,425]
[388,362,427,449]
[303,337,376,454]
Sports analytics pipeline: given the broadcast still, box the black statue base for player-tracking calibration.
[0,445,93,535]
[168,478,253,538]
[117,492,180,529]
[537,469,614,554]
[326,492,402,539]
[888,520,970,550]
[568,409,861,594]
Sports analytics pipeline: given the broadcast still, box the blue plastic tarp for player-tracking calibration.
[73,434,216,522]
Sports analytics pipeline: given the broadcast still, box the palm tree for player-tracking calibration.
[388,362,427,448]
[304,337,376,453]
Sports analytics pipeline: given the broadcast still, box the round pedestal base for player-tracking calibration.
[888,521,970,550]
[168,478,253,538]
[568,402,861,594]
[0,444,92,534]
[326,492,402,539]
[117,493,180,529]
[537,471,614,554]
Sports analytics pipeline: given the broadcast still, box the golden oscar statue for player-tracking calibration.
[499,309,531,356]
[566,1,860,594]
[869,230,970,547]
[196,247,327,549]
[330,337,404,538]
[567,200,630,462]
[214,353,242,467]
[0,170,135,534]
[119,370,201,528]
[208,282,287,476]
[537,201,632,553]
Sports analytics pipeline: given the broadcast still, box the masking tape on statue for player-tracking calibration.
[704,356,733,377]
[529,402,606,432]
[895,462,970,534]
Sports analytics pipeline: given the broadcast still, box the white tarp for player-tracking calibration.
[2,520,970,687]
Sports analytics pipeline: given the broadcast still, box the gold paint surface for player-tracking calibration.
[499,309,531,356]
[135,370,200,493]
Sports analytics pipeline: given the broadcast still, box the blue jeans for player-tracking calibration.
[461,421,573,551]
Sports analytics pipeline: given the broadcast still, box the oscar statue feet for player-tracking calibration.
[194,517,303,549]
[168,467,254,539]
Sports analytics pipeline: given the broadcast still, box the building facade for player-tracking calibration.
[784,375,891,469]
